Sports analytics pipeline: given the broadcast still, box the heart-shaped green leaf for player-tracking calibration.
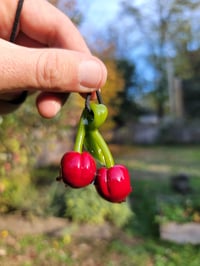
[84,103,108,130]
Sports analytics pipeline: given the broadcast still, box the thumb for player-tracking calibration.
[0,40,107,93]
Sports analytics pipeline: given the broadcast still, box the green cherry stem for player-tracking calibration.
[84,131,106,165]
[89,130,115,168]
[74,116,86,153]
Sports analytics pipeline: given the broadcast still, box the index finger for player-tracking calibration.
[20,0,90,53]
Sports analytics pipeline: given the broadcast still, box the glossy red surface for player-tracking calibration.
[61,151,96,188]
[95,165,132,203]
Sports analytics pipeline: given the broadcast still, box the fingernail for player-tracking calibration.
[79,60,103,88]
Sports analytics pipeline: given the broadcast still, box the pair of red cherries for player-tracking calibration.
[57,92,132,203]
[60,151,132,203]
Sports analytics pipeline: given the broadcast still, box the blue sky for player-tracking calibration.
[77,0,122,30]
[57,0,156,91]
[58,0,122,31]
[57,0,200,97]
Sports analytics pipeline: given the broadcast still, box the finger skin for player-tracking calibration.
[21,0,91,53]
[18,0,94,118]
[0,0,90,53]
[36,92,70,118]
[0,40,107,93]
[0,39,107,117]
[0,0,107,117]
[15,32,45,48]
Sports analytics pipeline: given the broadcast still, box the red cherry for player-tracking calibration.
[95,165,132,203]
[60,151,96,188]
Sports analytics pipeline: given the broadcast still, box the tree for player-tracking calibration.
[120,0,200,117]
[48,0,58,5]
[56,0,83,25]
[100,58,125,130]
[113,59,142,126]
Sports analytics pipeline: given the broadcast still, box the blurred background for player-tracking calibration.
[0,0,200,265]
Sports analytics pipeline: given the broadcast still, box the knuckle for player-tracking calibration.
[36,51,63,89]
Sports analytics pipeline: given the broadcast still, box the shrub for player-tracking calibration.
[0,114,36,214]
[49,184,133,227]
[156,195,200,224]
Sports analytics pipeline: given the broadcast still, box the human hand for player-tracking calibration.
[0,0,107,117]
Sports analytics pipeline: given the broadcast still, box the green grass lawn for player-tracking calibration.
[0,145,200,266]
[115,145,200,179]
[117,145,200,266]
